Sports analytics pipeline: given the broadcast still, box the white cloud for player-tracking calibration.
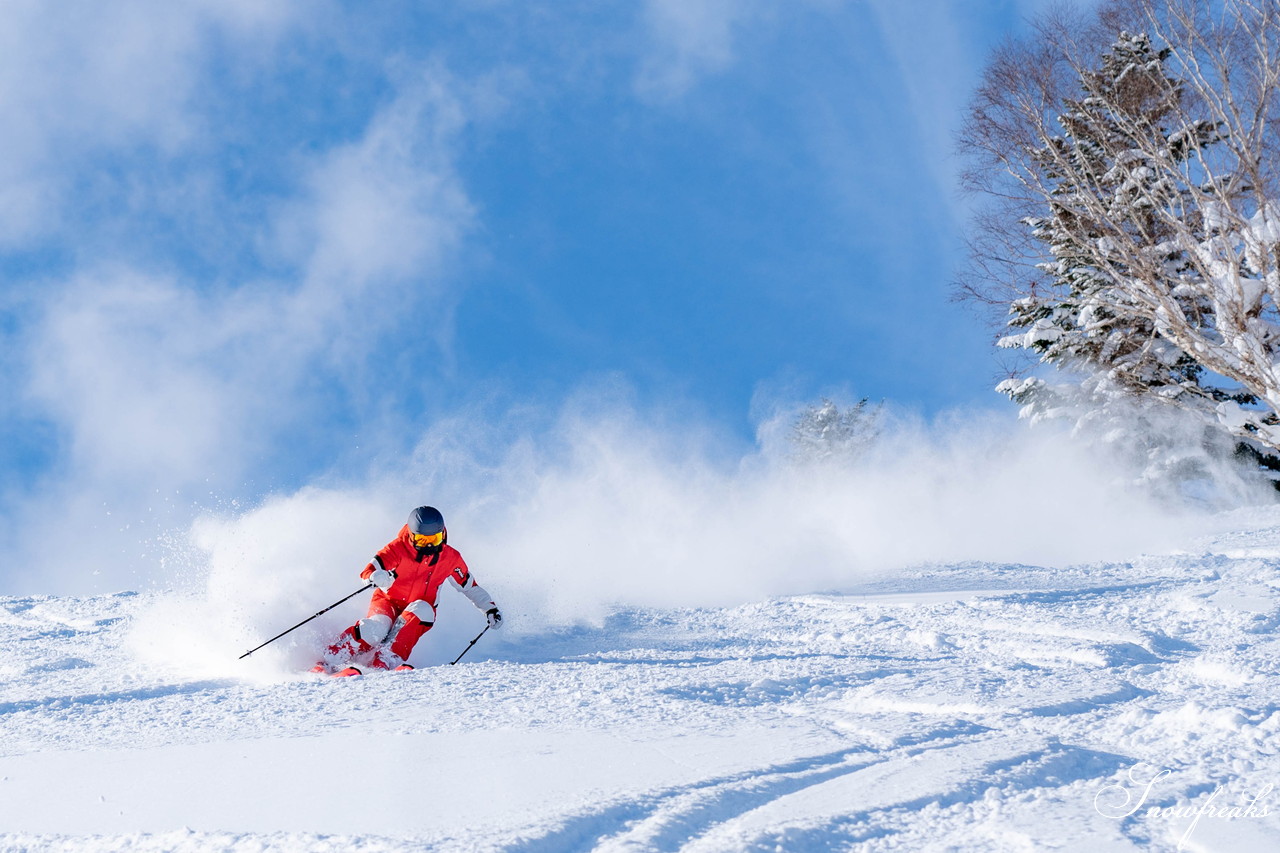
[0,0,308,246]
[19,269,312,489]
[19,59,477,457]
[279,64,477,333]
[634,0,761,101]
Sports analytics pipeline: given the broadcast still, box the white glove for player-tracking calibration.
[368,567,396,590]
[486,607,503,630]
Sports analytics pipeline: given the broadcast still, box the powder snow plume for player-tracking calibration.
[126,396,1239,676]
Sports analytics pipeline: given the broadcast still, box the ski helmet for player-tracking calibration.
[407,505,447,555]
[408,506,445,536]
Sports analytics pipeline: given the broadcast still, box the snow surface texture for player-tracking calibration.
[2,513,1279,851]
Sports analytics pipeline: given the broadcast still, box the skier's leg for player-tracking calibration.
[385,599,437,664]
[321,591,395,665]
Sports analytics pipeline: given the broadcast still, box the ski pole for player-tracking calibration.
[239,583,374,660]
[450,625,490,665]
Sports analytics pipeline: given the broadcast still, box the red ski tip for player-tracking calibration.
[308,663,328,674]
[332,666,363,678]
[394,664,414,671]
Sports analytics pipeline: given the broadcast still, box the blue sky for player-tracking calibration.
[0,1,1058,586]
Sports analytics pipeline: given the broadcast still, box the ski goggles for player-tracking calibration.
[411,531,444,548]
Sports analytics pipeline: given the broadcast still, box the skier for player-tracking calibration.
[314,505,502,677]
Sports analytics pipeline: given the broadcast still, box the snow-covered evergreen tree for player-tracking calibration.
[790,397,882,463]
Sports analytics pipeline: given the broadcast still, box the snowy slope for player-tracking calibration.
[1,514,1279,851]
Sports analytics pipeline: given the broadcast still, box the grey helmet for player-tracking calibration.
[407,506,447,556]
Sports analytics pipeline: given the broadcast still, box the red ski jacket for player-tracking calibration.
[360,525,494,613]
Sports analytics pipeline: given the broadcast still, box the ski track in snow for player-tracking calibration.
[1,518,1279,850]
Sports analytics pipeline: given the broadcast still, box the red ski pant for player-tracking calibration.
[360,590,436,661]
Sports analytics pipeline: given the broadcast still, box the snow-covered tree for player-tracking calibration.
[790,397,882,463]
[962,0,1280,469]
[999,33,1226,403]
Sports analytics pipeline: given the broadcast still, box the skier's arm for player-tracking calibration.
[360,552,396,590]
[448,562,502,627]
